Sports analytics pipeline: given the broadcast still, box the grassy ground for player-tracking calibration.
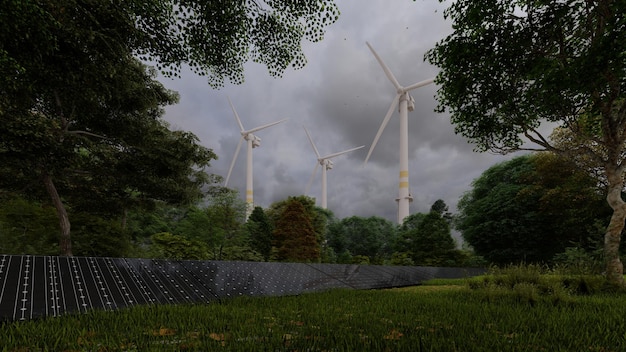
[2,277,626,351]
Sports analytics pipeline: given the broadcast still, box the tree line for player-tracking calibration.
[2,146,617,271]
[0,190,474,266]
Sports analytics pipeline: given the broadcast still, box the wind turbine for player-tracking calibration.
[224,97,288,217]
[304,126,364,209]
[363,41,434,224]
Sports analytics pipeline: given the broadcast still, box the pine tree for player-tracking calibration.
[273,200,319,262]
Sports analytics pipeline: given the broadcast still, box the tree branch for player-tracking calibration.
[65,130,109,139]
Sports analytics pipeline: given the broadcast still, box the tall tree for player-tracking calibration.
[457,154,610,265]
[273,199,319,262]
[410,211,456,266]
[0,59,215,255]
[247,206,273,261]
[268,196,327,252]
[427,0,626,285]
[1,0,339,256]
[1,2,216,255]
[397,201,457,266]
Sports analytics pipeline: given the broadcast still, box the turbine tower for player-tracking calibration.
[224,97,287,217]
[363,42,434,224]
[304,126,364,209]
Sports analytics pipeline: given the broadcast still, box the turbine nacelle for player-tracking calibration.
[244,133,261,148]
[224,97,288,219]
[303,125,364,208]
[363,41,435,166]
[321,159,334,170]
[403,94,415,112]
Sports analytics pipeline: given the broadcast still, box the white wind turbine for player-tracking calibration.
[224,97,288,217]
[363,42,434,224]
[304,126,364,209]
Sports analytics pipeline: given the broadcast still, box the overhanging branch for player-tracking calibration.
[66,130,108,140]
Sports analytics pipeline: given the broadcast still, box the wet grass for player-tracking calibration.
[2,276,626,351]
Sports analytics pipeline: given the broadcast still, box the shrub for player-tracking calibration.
[468,264,610,304]
[552,247,604,275]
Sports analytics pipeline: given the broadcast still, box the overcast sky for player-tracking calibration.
[158,0,520,223]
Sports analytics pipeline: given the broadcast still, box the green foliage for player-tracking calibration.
[396,201,459,266]
[1,0,339,89]
[148,232,209,260]
[220,246,264,262]
[327,216,397,263]
[552,246,604,275]
[389,252,415,266]
[470,265,611,300]
[268,196,328,250]
[202,189,248,260]
[426,0,626,285]
[125,204,184,241]
[131,0,340,86]
[426,0,626,154]
[70,213,130,258]
[457,153,609,265]
[452,250,489,268]
[247,206,273,261]
[0,196,59,255]
[4,0,338,255]
[350,255,370,265]
[397,212,425,233]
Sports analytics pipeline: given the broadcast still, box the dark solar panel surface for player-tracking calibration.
[0,255,484,321]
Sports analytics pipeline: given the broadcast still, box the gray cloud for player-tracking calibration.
[159,0,525,223]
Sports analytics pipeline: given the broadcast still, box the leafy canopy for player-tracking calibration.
[129,0,340,86]
[426,0,626,154]
[457,153,609,265]
[426,0,626,284]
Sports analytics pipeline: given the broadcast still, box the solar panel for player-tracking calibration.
[0,254,484,321]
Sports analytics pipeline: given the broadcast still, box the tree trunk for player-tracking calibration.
[604,167,625,287]
[121,208,128,230]
[43,172,72,256]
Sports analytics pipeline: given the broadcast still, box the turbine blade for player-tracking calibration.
[247,118,288,134]
[323,145,365,160]
[224,137,243,186]
[227,97,245,132]
[303,125,321,158]
[305,163,319,195]
[366,42,402,92]
[404,77,435,92]
[364,94,400,165]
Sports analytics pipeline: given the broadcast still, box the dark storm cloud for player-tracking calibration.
[159,0,523,222]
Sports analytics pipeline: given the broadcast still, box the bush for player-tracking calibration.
[468,264,610,305]
[148,232,209,260]
[552,247,604,275]
[389,252,414,266]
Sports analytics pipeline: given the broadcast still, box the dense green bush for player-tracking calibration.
[148,232,209,260]
[467,265,612,305]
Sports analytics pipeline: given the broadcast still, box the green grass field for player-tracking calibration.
[2,276,626,351]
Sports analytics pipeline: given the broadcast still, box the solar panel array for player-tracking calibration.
[0,255,484,321]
